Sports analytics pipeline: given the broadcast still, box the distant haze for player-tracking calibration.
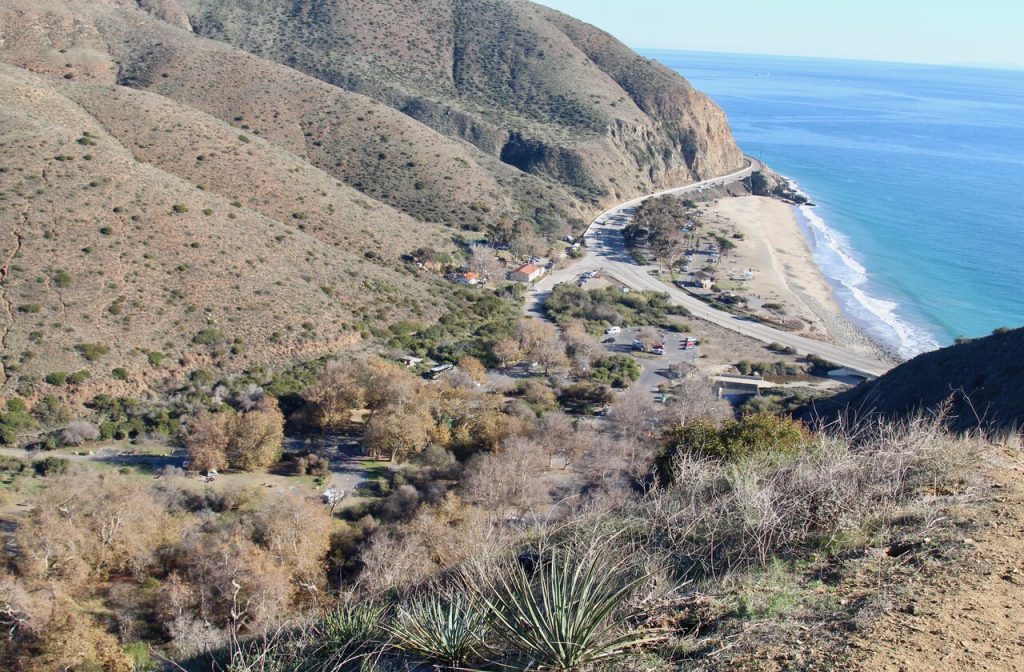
[534,0,1024,69]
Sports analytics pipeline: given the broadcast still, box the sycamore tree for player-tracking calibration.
[515,318,568,373]
[185,397,285,472]
[467,246,505,283]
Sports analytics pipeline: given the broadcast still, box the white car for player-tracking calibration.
[605,326,622,335]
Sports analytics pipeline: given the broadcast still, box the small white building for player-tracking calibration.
[693,271,715,289]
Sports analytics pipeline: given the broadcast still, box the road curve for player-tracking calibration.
[530,157,893,378]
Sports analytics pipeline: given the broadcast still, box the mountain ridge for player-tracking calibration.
[0,0,744,396]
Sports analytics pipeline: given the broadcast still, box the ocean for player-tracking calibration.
[642,50,1024,358]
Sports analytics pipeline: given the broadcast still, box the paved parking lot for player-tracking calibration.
[599,327,700,395]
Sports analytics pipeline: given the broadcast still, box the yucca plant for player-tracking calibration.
[315,601,387,665]
[385,591,487,668]
[469,542,665,671]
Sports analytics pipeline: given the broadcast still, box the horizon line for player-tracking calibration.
[631,46,1024,73]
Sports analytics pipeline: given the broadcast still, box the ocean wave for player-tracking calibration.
[795,202,941,359]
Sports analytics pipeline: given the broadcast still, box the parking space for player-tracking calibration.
[599,327,700,395]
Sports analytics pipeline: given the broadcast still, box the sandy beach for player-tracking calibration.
[699,196,888,359]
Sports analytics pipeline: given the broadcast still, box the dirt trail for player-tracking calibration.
[0,220,25,387]
[853,444,1024,671]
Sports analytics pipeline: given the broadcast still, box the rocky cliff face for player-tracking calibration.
[746,167,810,204]
[172,0,745,204]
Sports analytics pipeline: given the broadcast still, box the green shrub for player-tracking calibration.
[630,249,650,265]
[45,371,68,386]
[767,342,797,355]
[805,354,839,372]
[318,602,386,660]
[111,367,128,380]
[0,399,36,445]
[590,354,642,388]
[558,381,612,415]
[193,328,224,346]
[52,269,72,288]
[34,456,69,476]
[67,370,91,384]
[171,204,189,214]
[147,351,166,367]
[17,304,41,314]
[75,342,110,361]
[544,284,686,333]
[736,360,801,377]
[656,414,808,483]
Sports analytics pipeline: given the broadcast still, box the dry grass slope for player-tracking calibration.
[0,64,445,396]
[0,0,746,399]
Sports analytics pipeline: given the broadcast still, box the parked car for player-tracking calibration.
[631,340,645,351]
[605,326,621,335]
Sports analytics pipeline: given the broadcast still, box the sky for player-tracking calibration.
[532,1,1024,68]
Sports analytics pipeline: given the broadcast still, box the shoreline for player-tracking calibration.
[793,199,940,361]
[700,194,897,363]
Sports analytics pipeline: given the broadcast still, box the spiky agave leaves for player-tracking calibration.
[468,540,666,670]
[385,590,488,668]
[314,601,388,669]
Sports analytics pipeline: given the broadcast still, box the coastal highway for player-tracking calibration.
[528,158,893,378]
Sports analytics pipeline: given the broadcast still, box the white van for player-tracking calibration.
[605,326,621,335]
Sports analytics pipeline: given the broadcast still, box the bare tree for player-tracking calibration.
[532,410,575,467]
[61,420,99,446]
[662,375,731,426]
[467,246,505,283]
[492,338,523,369]
[15,471,173,586]
[608,385,660,443]
[517,319,568,373]
[457,356,487,384]
[254,496,333,604]
[364,406,433,461]
[304,361,366,429]
[185,412,229,473]
[637,326,661,350]
[225,397,285,470]
[562,320,599,371]
[508,226,544,262]
[461,437,548,520]
[235,383,266,411]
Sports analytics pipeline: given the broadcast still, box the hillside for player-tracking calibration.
[0,0,743,396]
[806,327,1024,432]
[0,63,447,398]
[177,0,742,200]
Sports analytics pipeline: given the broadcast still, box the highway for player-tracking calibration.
[528,158,893,378]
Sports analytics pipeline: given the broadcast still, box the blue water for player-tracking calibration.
[642,50,1024,357]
